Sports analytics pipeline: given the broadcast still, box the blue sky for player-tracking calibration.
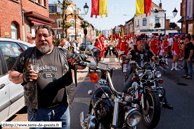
[48,0,182,30]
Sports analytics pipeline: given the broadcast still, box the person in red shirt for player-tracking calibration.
[149,36,158,56]
[94,38,103,63]
[156,36,161,56]
[162,36,169,64]
[171,35,180,70]
[116,37,122,64]
[121,37,129,56]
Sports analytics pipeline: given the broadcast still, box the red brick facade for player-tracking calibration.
[0,0,54,41]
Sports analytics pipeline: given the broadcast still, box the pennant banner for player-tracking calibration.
[136,0,144,17]
[144,0,152,17]
[91,0,99,18]
[99,0,108,18]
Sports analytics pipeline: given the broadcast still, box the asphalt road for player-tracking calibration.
[3,55,194,129]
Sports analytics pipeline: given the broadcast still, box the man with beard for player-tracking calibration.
[123,38,173,109]
[8,25,87,129]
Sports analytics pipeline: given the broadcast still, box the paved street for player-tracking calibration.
[2,55,194,129]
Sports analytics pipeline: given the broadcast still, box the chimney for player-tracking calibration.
[159,3,162,8]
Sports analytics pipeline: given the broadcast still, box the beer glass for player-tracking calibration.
[30,64,39,78]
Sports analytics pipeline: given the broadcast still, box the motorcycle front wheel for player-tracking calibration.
[142,90,161,129]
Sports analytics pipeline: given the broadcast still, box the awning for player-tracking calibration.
[24,11,55,24]
[28,17,52,27]
[178,17,184,23]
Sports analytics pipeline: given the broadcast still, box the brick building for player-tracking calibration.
[0,0,55,41]
[124,17,134,37]
[49,1,96,43]
[178,0,194,34]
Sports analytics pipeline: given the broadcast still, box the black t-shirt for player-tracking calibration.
[130,48,154,66]
[184,42,194,59]
[12,47,74,107]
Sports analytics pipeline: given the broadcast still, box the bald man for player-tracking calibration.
[27,33,35,45]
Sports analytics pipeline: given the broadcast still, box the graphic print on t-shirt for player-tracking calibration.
[39,65,58,83]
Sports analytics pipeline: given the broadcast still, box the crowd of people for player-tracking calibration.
[94,33,194,79]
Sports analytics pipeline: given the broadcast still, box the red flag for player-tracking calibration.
[91,0,99,18]
[144,0,152,17]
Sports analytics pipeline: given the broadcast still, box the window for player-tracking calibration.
[69,6,74,13]
[11,22,17,40]
[143,18,147,26]
[49,5,57,13]
[20,43,29,50]
[70,20,75,28]
[0,42,24,71]
[155,17,159,24]
[57,20,62,28]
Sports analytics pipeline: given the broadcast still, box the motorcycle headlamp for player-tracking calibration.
[137,70,144,77]
[155,71,162,78]
[145,70,153,79]
[125,108,142,127]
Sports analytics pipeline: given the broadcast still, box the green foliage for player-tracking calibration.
[55,38,60,46]
[154,23,161,28]
[96,29,99,37]
[169,22,177,29]
[81,20,89,29]
[61,21,73,28]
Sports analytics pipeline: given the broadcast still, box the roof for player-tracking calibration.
[151,2,164,11]
[178,17,184,23]
[126,17,134,24]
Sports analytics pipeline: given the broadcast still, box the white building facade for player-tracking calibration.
[102,30,111,39]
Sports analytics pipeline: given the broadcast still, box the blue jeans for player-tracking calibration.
[28,104,70,129]
[183,59,193,77]
[122,65,133,93]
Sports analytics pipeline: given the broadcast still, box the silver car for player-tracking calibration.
[0,38,34,122]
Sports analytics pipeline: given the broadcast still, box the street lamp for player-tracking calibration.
[74,3,89,41]
[153,8,178,35]
[172,8,178,17]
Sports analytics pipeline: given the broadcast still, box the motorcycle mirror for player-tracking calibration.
[88,90,93,95]
[85,45,101,58]
[89,73,99,82]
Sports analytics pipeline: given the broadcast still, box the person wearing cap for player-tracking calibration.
[156,36,161,56]
[171,36,180,70]
[94,38,103,63]
[149,35,158,56]
[181,35,193,79]
[161,36,169,64]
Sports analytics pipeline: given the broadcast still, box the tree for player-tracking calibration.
[55,0,73,38]
[96,29,99,37]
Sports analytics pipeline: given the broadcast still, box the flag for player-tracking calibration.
[99,0,108,18]
[136,0,144,17]
[111,31,113,41]
[98,32,101,37]
[91,0,99,18]
[144,0,152,17]
[119,33,120,38]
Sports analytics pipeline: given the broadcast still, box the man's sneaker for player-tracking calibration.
[181,75,187,78]
[186,76,192,79]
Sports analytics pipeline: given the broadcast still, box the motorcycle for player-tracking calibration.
[124,55,165,129]
[80,45,142,129]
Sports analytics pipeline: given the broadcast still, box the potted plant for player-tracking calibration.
[169,22,177,29]
[62,22,73,29]
[154,23,161,28]
[81,20,89,30]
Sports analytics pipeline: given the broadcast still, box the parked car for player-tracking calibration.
[0,38,34,123]
[79,42,91,51]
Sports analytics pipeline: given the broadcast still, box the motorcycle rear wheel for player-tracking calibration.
[142,90,161,129]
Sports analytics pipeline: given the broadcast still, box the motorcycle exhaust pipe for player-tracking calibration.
[80,112,86,129]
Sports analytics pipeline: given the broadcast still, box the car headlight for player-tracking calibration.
[145,70,153,79]
[125,108,142,127]
[137,70,144,77]
[155,71,161,78]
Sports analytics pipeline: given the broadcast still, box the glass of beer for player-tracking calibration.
[30,64,39,78]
